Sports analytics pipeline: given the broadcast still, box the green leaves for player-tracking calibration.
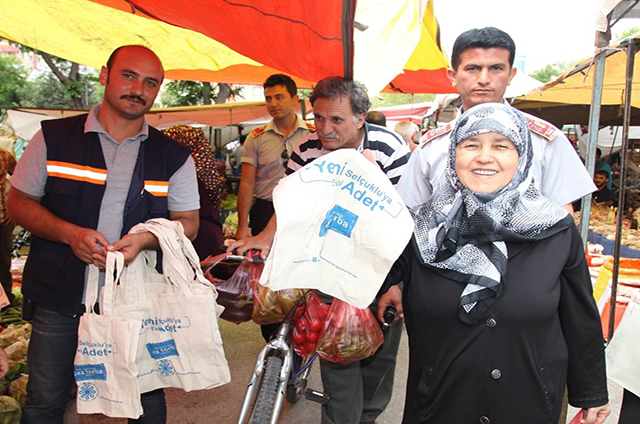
[0,56,26,107]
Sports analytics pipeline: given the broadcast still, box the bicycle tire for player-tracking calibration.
[250,356,283,424]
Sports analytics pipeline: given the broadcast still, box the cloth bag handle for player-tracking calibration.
[128,219,217,297]
[116,251,153,305]
[86,251,125,316]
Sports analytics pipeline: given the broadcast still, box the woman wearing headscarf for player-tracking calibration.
[162,125,225,260]
[380,103,609,424]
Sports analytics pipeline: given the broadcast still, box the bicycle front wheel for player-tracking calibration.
[250,355,283,424]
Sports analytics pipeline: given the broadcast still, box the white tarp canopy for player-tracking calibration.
[576,125,640,158]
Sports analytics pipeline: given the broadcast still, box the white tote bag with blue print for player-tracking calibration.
[121,219,230,393]
[74,252,143,419]
[261,149,414,308]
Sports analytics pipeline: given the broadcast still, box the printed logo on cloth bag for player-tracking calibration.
[140,316,191,334]
[146,339,180,359]
[320,205,358,238]
[77,340,118,357]
[297,158,405,218]
[158,359,176,376]
[74,363,108,381]
[78,382,99,402]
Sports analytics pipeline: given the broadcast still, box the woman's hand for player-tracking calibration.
[579,404,610,424]
[377,285,403,323]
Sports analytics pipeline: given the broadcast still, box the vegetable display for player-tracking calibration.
[0,287,30,423]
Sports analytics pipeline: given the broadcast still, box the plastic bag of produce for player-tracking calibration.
[0,324,30,350]
[203,252,256,323]
[251,283,304,325]
[291,292,330,357]
[4,361,27,384]
[4,341,28,361]
[8,375,27,407]
[0,395,21,423]
[315,299,383,364]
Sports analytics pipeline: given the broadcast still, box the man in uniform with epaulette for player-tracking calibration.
[396,27,595,212]
[236,73,313,341]
[382,26,598,349]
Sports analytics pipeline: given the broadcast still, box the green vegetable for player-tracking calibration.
[219,194,237,210]
[223,212,238,233]
[10,287,22,307]
[0,323,31,349]
[0,395,21,423]
[8,375,27,406]
[0,318,23,326]
[5,340,28,361]
[0,377,9,396]
[4,361,28,383]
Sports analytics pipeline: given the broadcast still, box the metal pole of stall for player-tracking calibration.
[608,40,638,341]
[579,50,607,246]
[214,128,222,158]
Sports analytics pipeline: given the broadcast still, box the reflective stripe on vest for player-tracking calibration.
[46,161,107,185]
[144,180,169,197]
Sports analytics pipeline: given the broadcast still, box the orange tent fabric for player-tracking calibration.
[1,0,454,94]
[89,0,351,82]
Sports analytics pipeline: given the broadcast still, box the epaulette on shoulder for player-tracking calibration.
[305,122,316,132]
[420,123,453,148]
[525,116,558,141]
[250,125,267,138]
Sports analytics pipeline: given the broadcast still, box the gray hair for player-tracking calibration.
[309,77,371,116]
[394,121,418,138]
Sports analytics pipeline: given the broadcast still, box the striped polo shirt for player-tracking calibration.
[286,122,410,185]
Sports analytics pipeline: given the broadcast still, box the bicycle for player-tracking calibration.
[237,288,327,424]
[202,251,324,424]
[237,283,398,424]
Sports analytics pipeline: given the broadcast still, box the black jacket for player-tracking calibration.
[22,114,191,317]
[382,225,608,424]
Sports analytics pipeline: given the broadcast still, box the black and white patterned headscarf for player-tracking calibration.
[411,103,573,325]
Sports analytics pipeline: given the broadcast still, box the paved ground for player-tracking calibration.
[65,319,622,424]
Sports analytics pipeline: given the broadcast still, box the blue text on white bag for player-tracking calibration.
[74,364,108,381]
[146,339,180,359]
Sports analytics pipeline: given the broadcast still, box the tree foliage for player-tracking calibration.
[0,56,27,107]
[370,93,435,109]
[530,61,570,84]
[616,27,640,42]
[18,45,97,109]
[17,69,103,109]
[160,81,242,106]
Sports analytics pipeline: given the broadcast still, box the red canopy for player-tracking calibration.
[1,0,454,94]
[90,0,353,82]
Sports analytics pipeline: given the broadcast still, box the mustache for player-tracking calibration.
[120,94,146,106]
[319,132,339,140]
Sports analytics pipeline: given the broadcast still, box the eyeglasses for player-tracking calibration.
[281,148,290,168]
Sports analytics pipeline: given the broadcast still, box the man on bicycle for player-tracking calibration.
[229,76,410,424]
